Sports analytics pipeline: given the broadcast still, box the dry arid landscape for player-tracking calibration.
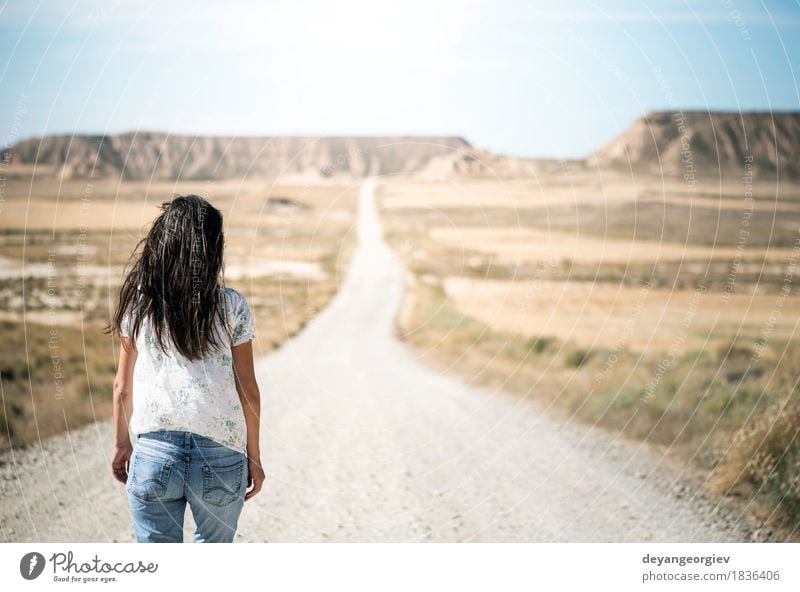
[381,170,800,534]
[2,111,800,540]
[0,176,358,449]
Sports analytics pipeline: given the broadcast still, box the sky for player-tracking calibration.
[0,0,799,159]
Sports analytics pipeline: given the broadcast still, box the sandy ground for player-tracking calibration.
[0,179,752,542]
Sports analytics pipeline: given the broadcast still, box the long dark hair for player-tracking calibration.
[106,194,232,361]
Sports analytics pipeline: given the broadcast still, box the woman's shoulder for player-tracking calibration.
[222,285,245,296]
[222,286,248,308]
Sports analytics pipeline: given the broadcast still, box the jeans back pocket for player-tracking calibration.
[126,450,173,501]
[202,458,245,507]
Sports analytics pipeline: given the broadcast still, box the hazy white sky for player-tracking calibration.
[1,0,799,158]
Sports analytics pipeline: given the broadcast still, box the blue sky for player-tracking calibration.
[1,0,799,158]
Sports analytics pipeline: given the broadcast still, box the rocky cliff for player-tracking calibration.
[2,133,471,179]
[4,111,798,181]
[587,111,800,180]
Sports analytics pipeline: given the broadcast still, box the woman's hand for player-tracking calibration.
[111,443,133,484]
[245,456,266,501]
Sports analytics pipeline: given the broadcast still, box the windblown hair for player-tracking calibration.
[106,195,233,361]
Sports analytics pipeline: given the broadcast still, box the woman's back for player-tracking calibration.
[109,194,265,543]
[121,286,255,452]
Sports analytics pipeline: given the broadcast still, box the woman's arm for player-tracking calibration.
[232,340,266,500]
[111,337,137,484]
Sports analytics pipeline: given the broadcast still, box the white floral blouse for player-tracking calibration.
[121,287,255,453]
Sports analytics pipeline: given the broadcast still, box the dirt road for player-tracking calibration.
[0,178,751,542]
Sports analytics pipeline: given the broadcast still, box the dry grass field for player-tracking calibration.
[0,177,358,451]
[441,277,800,352]
[380,174,800,531]
[4,170,800,535]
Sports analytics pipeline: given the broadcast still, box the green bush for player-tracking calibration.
[565,349,591,368]
[528,336,554,354]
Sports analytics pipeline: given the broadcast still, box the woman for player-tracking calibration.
[106,195,266,543]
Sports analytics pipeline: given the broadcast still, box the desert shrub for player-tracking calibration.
[713,340,755,363]
[712,399,800,526]
[565,349,591,368]
[527,336,555,354]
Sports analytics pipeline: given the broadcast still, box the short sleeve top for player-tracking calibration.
[121,286,255,452]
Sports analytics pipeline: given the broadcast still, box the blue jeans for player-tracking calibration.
[126,431,248,543]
